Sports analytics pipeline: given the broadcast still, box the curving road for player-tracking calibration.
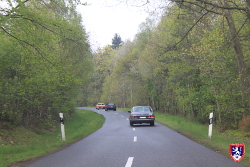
[26,107,246,167]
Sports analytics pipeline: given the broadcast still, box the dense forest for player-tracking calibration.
[1,0,250,132]
[0,0,92,129]
[87,0,250,131]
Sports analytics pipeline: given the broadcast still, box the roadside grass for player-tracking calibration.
[118,108,131,111]
[154,112,250,167]
[118,108,249,166]
[2,108,249,166]
[0,109,104,167]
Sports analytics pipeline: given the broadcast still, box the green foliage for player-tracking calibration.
[86,46,116,106]
[0,0,93,128]
[87,2,250,130]
[155,111,250,166]
[0,109,104,167]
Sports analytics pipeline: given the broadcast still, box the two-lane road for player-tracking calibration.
[26,108,245,167]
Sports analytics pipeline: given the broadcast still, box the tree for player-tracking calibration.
[111,33,123,50]
[170,0,250,116]
[87,46,116,105]
[0,0,93,129]
[85,0,250,129]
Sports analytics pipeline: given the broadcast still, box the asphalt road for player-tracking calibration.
[26,107,246,167]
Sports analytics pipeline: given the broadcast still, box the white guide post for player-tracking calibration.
[208,112,213,138]
[59,113,66,141]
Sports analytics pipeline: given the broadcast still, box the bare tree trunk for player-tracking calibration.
[216,99,221,123]
[223,0,250,115]
[245,0,250,19]
[130,80,133,106]
[240,86,247,118]
[151,96,155,109]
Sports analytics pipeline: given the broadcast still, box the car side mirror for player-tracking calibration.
[128,111,131,113]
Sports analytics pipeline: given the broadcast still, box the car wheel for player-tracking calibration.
[130,122,133,126]
[114,109,116,111]
[150,121,155,126]
[105,109,108,111]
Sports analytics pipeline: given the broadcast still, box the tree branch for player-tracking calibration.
[174,0,246,12]
[1,26,58,68]
[164,8,211,52]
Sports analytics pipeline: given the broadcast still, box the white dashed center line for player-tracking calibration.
[133,136,137,142]
[125,157,134,167]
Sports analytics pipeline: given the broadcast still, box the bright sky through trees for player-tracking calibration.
[77,0,150,51]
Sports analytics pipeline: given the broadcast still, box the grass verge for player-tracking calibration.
[0,109,104,167]
[119,108,249,166]
[154,112,250,166]
[2,108,249,166]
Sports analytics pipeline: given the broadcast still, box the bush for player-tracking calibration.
[238,115,250,132]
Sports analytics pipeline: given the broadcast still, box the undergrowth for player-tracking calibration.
[154,112,250,166]
[0,109,104,167]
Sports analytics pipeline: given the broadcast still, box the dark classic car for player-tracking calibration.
[105,103,116,111]
[128,106,155,126]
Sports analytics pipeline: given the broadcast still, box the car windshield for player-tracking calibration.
[132,107,151,112]
[107,103,115,105]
